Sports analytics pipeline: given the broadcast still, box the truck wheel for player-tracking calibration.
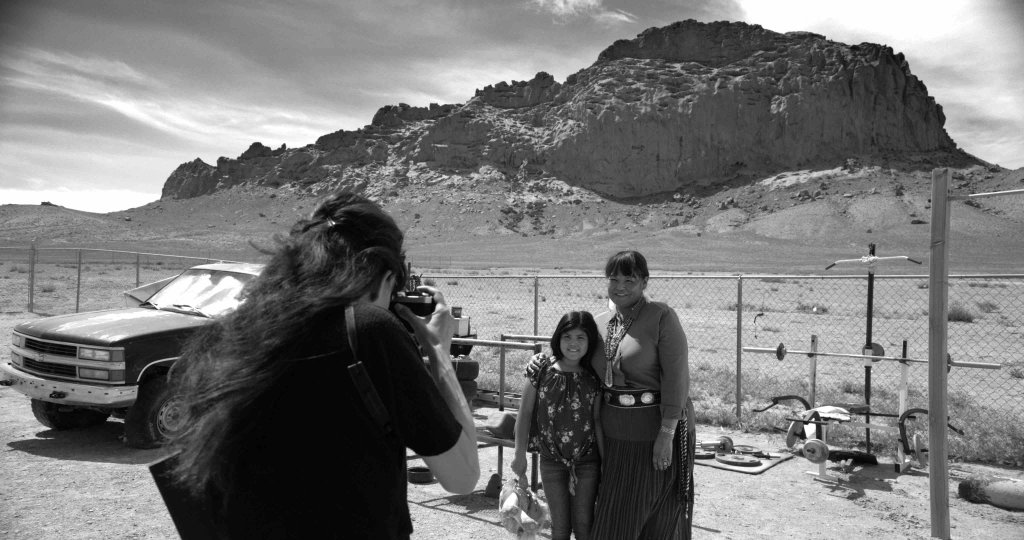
[452,358,479,381]
[459,380,478,403]
[125,376,186,449]
[30,399,110,430]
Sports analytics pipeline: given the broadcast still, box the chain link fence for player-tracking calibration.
[434,273,1023,464]
[2,247,1021,463]
[0,246,242,315]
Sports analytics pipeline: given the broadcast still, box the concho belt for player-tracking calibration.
[604,387,660,408]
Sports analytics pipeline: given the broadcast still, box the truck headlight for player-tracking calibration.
[11,333,23,348]
[78,348,112,361]
[79,368,110,380]
[79,368,123,381]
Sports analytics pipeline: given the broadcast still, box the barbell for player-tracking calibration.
[742,342,1001,370]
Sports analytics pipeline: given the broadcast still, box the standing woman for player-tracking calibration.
[528,250,695,539]
[592,250,695,539]
[163,192,479,539]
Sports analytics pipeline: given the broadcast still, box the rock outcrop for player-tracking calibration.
[161,19,973,201]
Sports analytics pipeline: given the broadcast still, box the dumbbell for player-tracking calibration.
[698,436,734,454]
[798,438,829,464]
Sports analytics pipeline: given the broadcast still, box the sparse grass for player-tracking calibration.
[9,265,28,273]
[795,301,828,314]
[40,284,57,293]
[976,300,999,313]
[967,281,1008,289]
[724,302,768,312]
[948,302,974,323]
[1008,364,1024,380]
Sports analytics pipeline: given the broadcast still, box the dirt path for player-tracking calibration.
[1,381,1021,539]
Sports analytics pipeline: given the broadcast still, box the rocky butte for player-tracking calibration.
[161,19,978,204]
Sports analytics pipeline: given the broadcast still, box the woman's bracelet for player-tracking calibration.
[659,424,676,435]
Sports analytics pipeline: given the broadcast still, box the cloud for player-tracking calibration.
[1,46,345,153]
[532,0,637,24]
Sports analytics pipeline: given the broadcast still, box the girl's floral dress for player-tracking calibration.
[528,365,601,491]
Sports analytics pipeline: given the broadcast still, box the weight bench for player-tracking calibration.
[475,428,539,491]
[757,395,961,481]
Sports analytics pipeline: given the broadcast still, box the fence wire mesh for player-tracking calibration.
[1,247,1021,463]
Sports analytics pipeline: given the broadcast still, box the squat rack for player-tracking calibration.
[824,243,921,453]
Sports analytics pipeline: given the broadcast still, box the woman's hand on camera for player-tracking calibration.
[392,285,454,352]
[524,353,551,378]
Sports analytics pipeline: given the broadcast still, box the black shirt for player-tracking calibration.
[223,303,462,539]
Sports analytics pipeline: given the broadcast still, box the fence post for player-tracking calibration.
[928,167,952,538]
[75,250,82,313]
[499,334,507,412]
[809,335,818,407]
[136,252,141,287]
[735,275,743,421]
[533,276,539,336]
[28,242,37,313]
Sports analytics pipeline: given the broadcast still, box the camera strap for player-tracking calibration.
[344,305,395,439]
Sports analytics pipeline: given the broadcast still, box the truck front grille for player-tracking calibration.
[24,338,78,358]
[23,358,78,378]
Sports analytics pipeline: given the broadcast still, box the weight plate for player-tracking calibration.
[715,453,762,467]
[694,449,715,459]
[802,438,829,464]
[733,445,759,455]
[718,436,734,454]
[913,433,928,465]
[775,343,786,361]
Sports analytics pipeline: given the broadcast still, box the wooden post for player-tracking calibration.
[735,276,743,420]
[809,334,818,408]
[75,250,82,313]
[28,242,36,313]
[533,276,539,337]
[928,168,952,539]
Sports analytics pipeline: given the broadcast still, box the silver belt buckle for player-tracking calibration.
[617,394,636,406]
[640,392,655,404]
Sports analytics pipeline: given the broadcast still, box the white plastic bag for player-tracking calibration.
[497,477,550,540]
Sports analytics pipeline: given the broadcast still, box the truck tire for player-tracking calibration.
[452,358,479,381]
[125,376,185,449]
[31,399,110,430]
[459,380,478,403]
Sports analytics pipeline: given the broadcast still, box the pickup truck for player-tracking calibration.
[1,262,263,448]
[2,262,478,448]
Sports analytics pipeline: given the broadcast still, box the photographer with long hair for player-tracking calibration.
[163,191,479,539]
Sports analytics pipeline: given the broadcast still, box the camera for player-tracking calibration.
[390,290,437,317]
[389,265,437,318]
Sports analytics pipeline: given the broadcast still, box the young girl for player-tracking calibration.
[511,311,604,540]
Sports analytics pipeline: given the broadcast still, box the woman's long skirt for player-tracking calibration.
[591,398,696,540]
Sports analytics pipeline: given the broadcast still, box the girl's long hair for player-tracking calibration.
[549,310,601,381]
[165,191,406,497]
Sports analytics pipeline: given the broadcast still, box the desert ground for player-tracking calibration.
[1,369,1022,539]
[1,164,1023,538]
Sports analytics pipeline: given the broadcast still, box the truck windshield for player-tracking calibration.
[146,269,255,318]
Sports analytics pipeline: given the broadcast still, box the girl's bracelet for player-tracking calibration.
[659,425,676,435]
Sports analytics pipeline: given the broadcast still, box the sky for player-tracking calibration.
[1,0,1021,213]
